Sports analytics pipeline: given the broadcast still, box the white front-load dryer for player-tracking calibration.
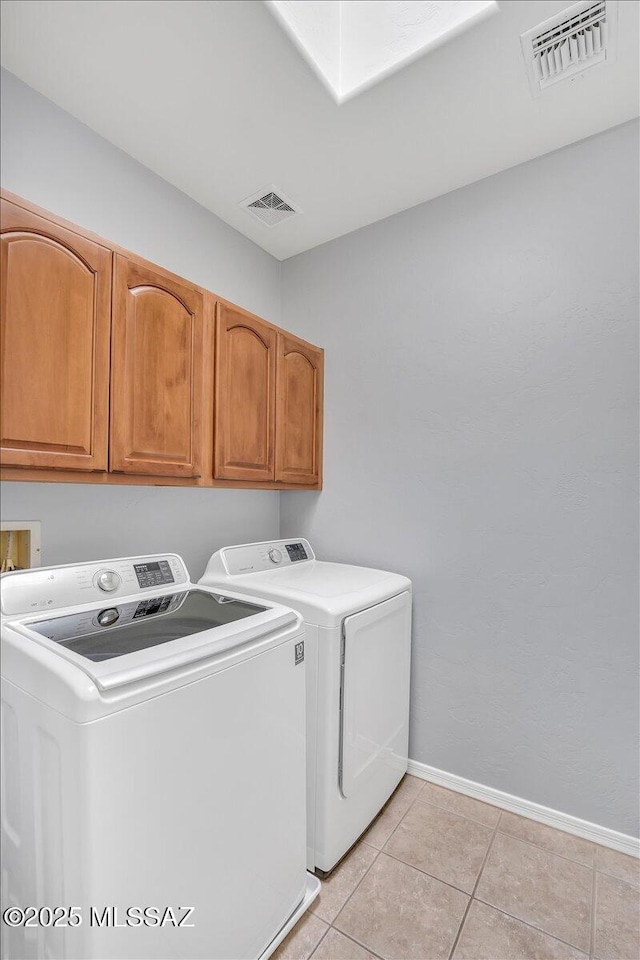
[200,539,412,875]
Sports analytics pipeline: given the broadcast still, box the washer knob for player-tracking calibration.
[94,569,121,593]
[268,548,283,564]
[97,607,119,627]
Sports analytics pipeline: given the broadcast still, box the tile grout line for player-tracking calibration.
[354,780,420,855]
[365,777,600,951]
[375,847,486,899]
[329,845,382,936]
[492,828,596,869]
[313,842,382,922]
[447,811,504,960]
[472,831,596,952]
[368,787,503,902]
[411,793,499,830]
[308,922,331,959]
[415,790,504,830]
[409,768,640,858]
[409,785,598,870]
[315,775,617,959]
[470,896,593,956]
[361,792,505,902]
[593,866,640,887]
[316,777,612,959]
[327,925,386,960]
[374,789,424,852]
[328,785,424,955]
[417,780,636,867]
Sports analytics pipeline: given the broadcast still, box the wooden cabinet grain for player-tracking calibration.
[0,198,112,471]
[214,303,277,482]
[275,332,323,486]
[214,306,324,488]
[110,255,205,478]
[0,191,323,490]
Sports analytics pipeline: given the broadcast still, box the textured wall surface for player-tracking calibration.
[0,69,281,319]
[0,69,280,575]
[1,483,279,580]
[281,121,639,835]
[1,69,638,835]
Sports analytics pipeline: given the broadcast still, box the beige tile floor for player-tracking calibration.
[273,776,640,960]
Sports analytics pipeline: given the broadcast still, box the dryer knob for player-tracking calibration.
[268,548,283,564]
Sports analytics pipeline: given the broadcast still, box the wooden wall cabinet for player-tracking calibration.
[110,255,205,478]
[0,198,111,471]
[276,332,323,486]
[215,305,324,488]
[214,303,277,482]
[0,192,323,490]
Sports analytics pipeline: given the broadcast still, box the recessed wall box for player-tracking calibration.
[1,521,42,570]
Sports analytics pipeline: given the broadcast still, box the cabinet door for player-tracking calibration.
[214,303,276,482]
[110,255,204,478]
[0,199,111,470]
[275,333,323,486]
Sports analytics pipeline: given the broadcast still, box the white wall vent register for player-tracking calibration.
[240,186,301,227]
[521,0,618,97]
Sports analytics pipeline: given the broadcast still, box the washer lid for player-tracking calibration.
[10,587,297,690]
[201,561,411,628]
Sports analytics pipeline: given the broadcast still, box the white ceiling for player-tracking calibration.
[265,1,499,102]
[1,0,638,260]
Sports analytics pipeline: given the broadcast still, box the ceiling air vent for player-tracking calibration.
[240,187,300,228]
[521,0,617,97]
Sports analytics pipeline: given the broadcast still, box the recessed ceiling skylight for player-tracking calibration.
[266,0,499,103]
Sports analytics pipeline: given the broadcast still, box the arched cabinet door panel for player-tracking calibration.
[110,255,204,478]
[214,303,276,482]
[275,333,323,486]
[0,199,112,470]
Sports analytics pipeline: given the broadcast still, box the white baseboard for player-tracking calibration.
[407,758,640,859]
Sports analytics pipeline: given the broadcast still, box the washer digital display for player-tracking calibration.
[285,543,308,562]
[133,595,174,618]
[134,560,175,588]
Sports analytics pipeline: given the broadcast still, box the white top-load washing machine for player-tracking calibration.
[1,553,319,960]
[200,539,412,875]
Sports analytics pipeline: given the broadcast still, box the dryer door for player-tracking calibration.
[340,591,411,798]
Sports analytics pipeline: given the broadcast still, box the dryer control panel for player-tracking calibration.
[0,554,189,617]
[220,539,315,576]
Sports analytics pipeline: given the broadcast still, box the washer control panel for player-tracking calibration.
[133,559,175,589]
[285,542,308,563]
[220,539,315,576]
[0,554,189,617]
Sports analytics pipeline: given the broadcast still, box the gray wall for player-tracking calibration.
[0,69,281,320]
[280,121,640,836]
[2,70,638,834]
[0,69,281,575]
[2,483,279,580]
